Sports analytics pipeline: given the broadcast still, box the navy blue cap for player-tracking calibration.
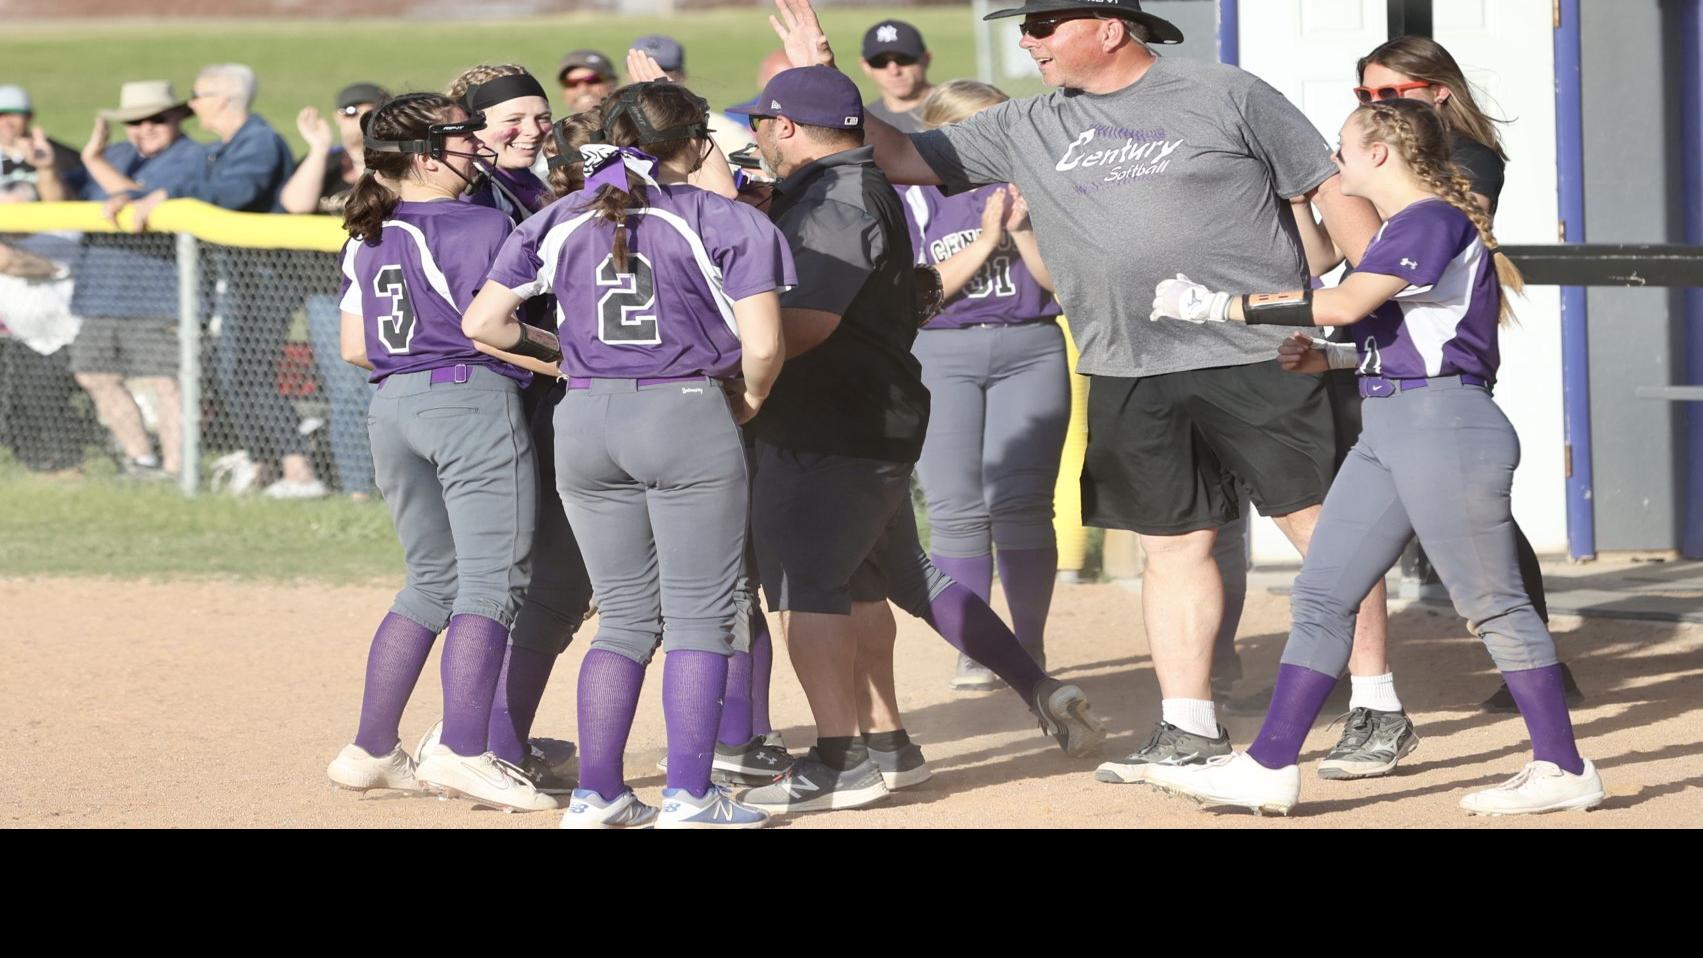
[747,66,863,129]
[862,21,927,60]
[631,35,686,73]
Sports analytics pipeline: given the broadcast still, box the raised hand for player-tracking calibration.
[82,116,110,163]
[296,106,334,153]
[627,48,670,84]
[26,126,57,169]
[769,0,835,68]
[979,187,1009,240]
[1004,185,1032,232]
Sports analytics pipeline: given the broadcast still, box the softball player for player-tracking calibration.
[323,93,564,813]
[899,80,1067,692]
[410,66,592,791]
[465,81,795,829]
[1145,98,1602,816]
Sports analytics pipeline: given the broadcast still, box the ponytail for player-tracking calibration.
[342,170,398,246]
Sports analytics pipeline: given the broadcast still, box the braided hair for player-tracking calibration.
[342,92,464,245]
[1354,97,1524,325]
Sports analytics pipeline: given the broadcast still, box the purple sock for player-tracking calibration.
[486,644,556,765]
[577,649,646,801]
[1247,664,1339,769]
[996,547,1057,657]
[718,650,755,747]
[923,582,1048,702]
[353,612,438,756]
[932,553,993,603]
[664,650,730,797]
[439,614,510,757]
[1502,664,1585,774]
[750,615,774,737]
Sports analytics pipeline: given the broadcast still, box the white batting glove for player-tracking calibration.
[1150,273,1232,324]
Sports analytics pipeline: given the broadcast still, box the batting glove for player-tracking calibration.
[1151,273,1232,324]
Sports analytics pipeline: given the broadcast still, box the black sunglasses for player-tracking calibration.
[867,53,919,69]
[1018,13,1106,38]
[124,113,177,127]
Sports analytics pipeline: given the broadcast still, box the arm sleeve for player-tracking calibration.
[910,100,1021,195]
[713,201,799,301]
[1238,77,1338,199]
[776,200,881,315]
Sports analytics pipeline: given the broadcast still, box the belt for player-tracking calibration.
[428,363,474,385]
[1358,373,1489,399]
[565,375,712,390]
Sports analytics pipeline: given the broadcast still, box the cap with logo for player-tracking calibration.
[0,85,32,115]
[337,83,390,112]
[861,20,928,60]
[631,35,686,74]
[98,81,190,123]
[557,49,618,84]
[746,66,863,130]
[983,0,1184,44]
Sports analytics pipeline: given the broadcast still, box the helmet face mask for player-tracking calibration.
[364,111,491,161]
[598,82,710,147]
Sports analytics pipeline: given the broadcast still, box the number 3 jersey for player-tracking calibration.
[486,182,797,380]
[898,184,1060,330]
[338,200,528,385]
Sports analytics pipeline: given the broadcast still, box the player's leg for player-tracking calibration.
[912,326,997,688]
[983,321,1071,668]
[1376,386,1599,814]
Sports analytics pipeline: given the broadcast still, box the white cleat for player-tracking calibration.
[1460,759,1604,816]
[326,744,420,792]
[413,744,563,813]
[1147,752,1301,816]
[559,788,658,829]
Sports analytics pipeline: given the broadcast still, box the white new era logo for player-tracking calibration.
[877,24,899,42]
[770,100,782,110]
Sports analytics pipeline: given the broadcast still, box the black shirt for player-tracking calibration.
[1450,133,1506,214]
[756,146,930,463]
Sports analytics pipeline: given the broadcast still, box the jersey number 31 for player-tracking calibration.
[596,253,659,346]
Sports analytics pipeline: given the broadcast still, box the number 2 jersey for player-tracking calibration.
[338,199,529,385]
[486,183,797,380]
[898,184,1060,330]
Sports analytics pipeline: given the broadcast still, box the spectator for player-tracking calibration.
[630,35,757,162]
[556,49,618,115]
[858,21,934,133]
[279,82,389,499]
[279,82,388,215]
[179,62,324,497]
[0,84,86,203]
[70,81,205,480]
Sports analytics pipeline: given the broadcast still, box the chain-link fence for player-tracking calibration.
[0,202,366,497]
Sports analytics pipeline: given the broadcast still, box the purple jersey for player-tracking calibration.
[898,184,1060,330]
[487,183,796,379]
[338,199,528,385]
[1349,199,1501,382]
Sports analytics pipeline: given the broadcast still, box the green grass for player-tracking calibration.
[0,465,403,581]
[7,9,1046,155]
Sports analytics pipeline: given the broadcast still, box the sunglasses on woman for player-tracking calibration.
[1353,81,1432,103]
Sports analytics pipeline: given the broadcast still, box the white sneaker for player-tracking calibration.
[417,719,575,794]
[413,744,562,812]
[559,788,658,829]
[656,785,771,829]
[1147,751,1301,816]
[1460,759,1604,816]
[264,478,328,500]
[326,743,419,792]
[210,450,258,495]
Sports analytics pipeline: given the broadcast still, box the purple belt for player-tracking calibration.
[566,375,711,390]
[1358,373,1489,399]
[429,364,474,385]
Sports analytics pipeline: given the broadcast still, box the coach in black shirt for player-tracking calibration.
[742,66,930,813]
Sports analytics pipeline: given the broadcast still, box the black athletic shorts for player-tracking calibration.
[1082,360,1336,535]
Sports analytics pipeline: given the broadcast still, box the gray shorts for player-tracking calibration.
[752,443,916,615]
[69,317,177,378]
[369,365,536,632]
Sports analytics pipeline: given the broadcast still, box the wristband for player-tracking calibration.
[1241,288,1314,326]
[508,324,563,364]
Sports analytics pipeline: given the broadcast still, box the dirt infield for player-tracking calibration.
[3,576,1697,828]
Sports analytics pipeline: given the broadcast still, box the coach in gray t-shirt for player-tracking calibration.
[766,0,1383,781]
